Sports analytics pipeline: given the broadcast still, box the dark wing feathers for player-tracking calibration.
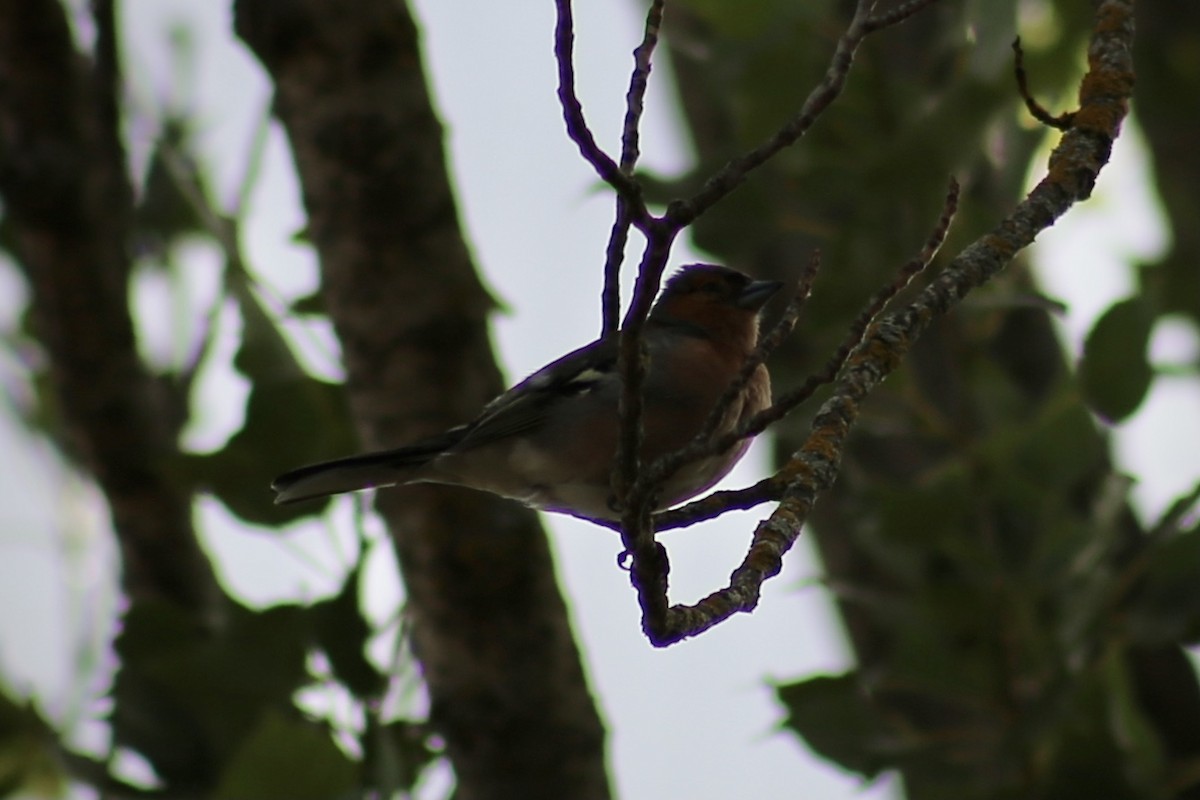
[273,338,617,504]
[455,338,616,449]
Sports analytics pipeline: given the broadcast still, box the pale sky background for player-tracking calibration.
[0,2,1196,799]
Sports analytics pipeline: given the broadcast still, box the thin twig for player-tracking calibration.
[600,200,632,338]
[233,101,273,216]
[666,0,943,229]
[739,176,959,437]
[1012,37,1076,130]
[550,0,676,617]
[600,0,667,339]
[621,0,666,172]
[553,0,644,203]
[613,235,676,543]
[653,476,784,532]
[612,235,677,642]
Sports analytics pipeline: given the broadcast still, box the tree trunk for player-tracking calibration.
[234,2,611,797]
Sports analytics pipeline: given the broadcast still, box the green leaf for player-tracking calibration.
[1035,664,1156,800]
[112,600,314,787]
[362,715,438,795]
[213,711,357,800]
[0,686,64,798]
[1080,296,1156,423]
[231,281,306,383]
[184,374,353,525]
[1124,528,1200,646]
[775,672,892,778]
[133,115,209,259]
[672,0,829,42]
[182,284,356,525]
[290,291,326,317]
[312,564,387,699]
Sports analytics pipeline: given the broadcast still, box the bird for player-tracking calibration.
[271,264,782,522]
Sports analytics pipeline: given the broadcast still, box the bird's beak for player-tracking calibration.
[736,279,784,311]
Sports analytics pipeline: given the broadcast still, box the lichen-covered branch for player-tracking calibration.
[645,0,1135,645]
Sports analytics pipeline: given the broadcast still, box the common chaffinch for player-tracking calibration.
[272,264,781,522]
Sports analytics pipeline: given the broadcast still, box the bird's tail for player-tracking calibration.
[272,432,461,504]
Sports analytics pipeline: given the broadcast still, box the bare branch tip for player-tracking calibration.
[1012,35,1076,131]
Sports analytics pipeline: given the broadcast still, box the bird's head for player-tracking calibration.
[649,264,783,353]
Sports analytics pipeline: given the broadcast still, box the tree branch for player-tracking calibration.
[553,0,643,206]
[599,0,665,339]
[644,0,1135,644]
[665,0,939,228]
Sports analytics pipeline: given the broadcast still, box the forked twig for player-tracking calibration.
[600,0,666,338]
[552,0,643,204]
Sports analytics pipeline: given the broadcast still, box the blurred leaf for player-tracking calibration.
[672,0,831,43]
[213,710,357,800]
[362,715,438,795]
[183,284,355,525]
[1009,400,1108,496]
[1103,651,1168,790]
[962,0,1018,79]
[290,290,326,316]
[0,686,63,798]
[112,599,313,789]
[1134,0,1200,326]
[1035,663,1160,800]
[1079,296,1156,423]
[312,563,387,699]
[776,672,893,778]
[1124,528,1200,646]
[184,375,352,525]
[232,281,305,383]
[109,600,216,788]
[134,116,209,260]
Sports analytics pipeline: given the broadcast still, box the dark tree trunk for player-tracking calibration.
[234,2,612,798]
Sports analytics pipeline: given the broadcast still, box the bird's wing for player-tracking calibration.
[454,337,617,450]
